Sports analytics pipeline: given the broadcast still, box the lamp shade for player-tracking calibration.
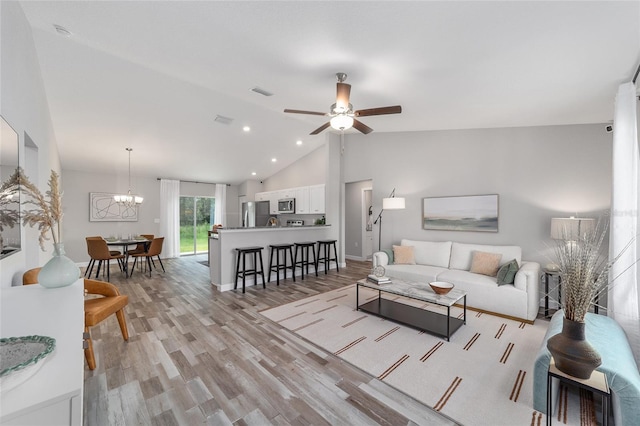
[382,197,405,210]
[550,217,596,240]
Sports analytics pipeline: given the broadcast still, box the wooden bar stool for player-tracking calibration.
[316,239,339,274]
[268,243,296,286]
[234,246,265,293]
[294,241,318,280]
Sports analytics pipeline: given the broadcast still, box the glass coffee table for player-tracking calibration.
[356,279,467,341]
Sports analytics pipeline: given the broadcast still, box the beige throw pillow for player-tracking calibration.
[469,251,502,277]
[393,245,416,265]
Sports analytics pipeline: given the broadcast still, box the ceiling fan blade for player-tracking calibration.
[310,122,331,135]
[336,83,351,110]
[352,119,373,135]
[354,105,402,117]
[284,109,327,116]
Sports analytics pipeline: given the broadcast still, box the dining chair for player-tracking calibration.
[22,268,130,370]
[130,237,164,277]
[85,236,123,278]
[86,237,125,281]
[126,234,154,256]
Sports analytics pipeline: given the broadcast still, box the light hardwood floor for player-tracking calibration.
[83,256,458,425]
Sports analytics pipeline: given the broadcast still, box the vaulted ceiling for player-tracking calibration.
[19,1,640,184]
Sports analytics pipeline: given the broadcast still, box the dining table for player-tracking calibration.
[104,237,151,277]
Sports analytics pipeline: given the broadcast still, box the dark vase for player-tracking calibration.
[547,317,602,379]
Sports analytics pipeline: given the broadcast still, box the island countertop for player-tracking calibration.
[209,225,334,291]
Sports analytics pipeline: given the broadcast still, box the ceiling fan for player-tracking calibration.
[284,73,402,135]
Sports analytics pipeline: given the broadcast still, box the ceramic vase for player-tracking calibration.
[547,317,602,379]
[38,243,80,288]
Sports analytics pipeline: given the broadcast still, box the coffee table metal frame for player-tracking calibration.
[356,279,466,341]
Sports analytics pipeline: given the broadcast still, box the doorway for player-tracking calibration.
[344,179,373,261]
[179,196,215,255]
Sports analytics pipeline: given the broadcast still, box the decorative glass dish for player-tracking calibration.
[0,335,56,392]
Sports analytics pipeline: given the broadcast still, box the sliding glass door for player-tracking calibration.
[179,196,215,255]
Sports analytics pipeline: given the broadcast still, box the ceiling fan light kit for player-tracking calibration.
[284,72,402,135]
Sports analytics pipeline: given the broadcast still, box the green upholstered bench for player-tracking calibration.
[534,311,640,424]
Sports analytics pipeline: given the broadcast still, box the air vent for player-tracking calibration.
[53,24,72,37]
[214,115,234,125]
[250,87,274,97]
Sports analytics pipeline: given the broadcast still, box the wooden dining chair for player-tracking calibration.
[22,267,130,370]
[86,237,125,281]
[130,237,164,277]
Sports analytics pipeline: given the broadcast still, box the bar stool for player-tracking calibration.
[316,239,339,274]
[234,246,266,293]
[268,243,296,285]
[294,241,318,280]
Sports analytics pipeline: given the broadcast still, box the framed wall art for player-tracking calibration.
[422,194,498,232]
[89,192,138,222]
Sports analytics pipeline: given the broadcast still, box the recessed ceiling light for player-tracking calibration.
[251,172,257,176]
[243,126,251,132]
[53,24,72,37]
[271,158,277,163]
[296,140,303,146]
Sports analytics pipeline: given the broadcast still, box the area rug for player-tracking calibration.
[261,284,600,426]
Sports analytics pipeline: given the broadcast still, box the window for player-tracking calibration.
[179,196,215,255]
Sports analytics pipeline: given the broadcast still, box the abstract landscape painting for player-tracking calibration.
[423,194,498,232]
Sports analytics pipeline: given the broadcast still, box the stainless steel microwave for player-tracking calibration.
[277,198,295,214]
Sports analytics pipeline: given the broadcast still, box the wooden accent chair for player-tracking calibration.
[22,267,129,370]
[85,236,122,277]
[86,237,125,281]
[130,237,165,277]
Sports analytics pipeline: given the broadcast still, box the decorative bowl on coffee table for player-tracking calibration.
[429,281,454,295]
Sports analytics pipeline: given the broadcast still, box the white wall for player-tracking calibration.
[262,145,327,191]
[1,2,62,286]
[343,124,612,265]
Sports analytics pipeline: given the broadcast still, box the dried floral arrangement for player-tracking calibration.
[0,168,21,251]
[2,167,64,251]
[551,216,634,322]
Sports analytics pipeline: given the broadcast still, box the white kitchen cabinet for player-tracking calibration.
[309,184,325,214]
[295,187,309,214]
[0,279,84,425]
[255,192,268,202]
[269,191,282,214]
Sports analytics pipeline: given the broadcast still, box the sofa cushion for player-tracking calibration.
[497,259,520,285]
[469,251,502,276]
[449,242,522,271]
[393,245,415,264]
[401,239,451,268]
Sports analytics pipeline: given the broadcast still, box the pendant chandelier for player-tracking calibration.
[114,148,143,206]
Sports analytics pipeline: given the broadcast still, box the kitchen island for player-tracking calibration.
[209,225,333,292]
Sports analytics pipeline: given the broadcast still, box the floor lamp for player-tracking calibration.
[373,188,406,251]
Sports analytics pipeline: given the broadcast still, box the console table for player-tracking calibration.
[356,279,466,341]
[0,279,84,425]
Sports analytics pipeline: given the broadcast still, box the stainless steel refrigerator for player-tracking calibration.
[242,201,270,227]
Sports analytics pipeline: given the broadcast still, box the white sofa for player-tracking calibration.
[373,239,541,323]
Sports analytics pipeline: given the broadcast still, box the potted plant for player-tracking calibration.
[16,167,80,288]
[546,216,632,378]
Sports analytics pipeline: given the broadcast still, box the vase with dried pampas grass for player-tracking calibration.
[546,215,635,379]
[17,168,79,288]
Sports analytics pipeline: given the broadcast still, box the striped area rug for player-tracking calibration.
[261,284,600,426]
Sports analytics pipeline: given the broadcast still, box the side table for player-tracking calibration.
[546,358,610,426]
[543,268,561,318]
